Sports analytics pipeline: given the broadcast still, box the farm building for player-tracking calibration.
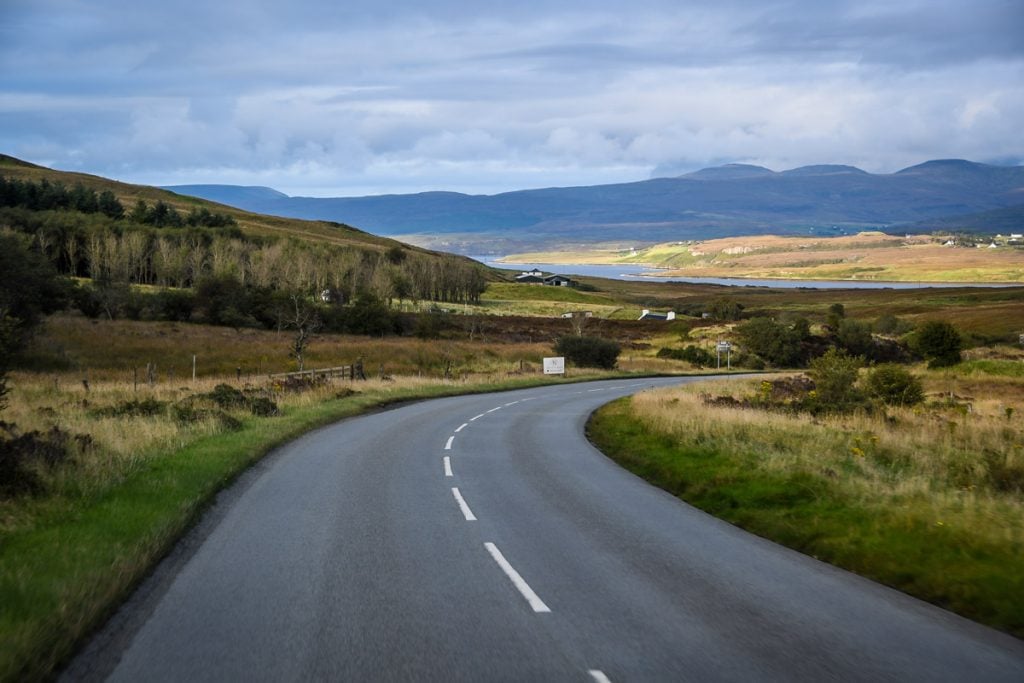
[514,269,576,287]
[638,309,676,321]
[514,268,546,283]
[544,274,574,287]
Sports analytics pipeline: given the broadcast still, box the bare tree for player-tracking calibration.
[568,310,591,337]
[85,232,105,281]
[185,236,208,286]
[249,242,285,289]
[64,234,80,277]
[285,294,322,372]
[122,231,150,284]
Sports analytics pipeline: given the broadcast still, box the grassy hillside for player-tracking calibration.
[0,154,461,261]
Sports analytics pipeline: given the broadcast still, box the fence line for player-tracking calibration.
[268,361,366,382]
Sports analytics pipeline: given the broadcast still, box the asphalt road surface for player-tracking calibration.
[66,377,1024,682]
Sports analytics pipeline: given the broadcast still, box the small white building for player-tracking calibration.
[639,309,676,321]
[515,268,546,283]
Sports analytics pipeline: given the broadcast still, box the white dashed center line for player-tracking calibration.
[443,456,452,477]
[445,436,454,450]
[504,400,520,406]
[589,670,612,683]
[486,406,501,413]
[451,488,477,521]
[484,542,551,613]
[455,422,468,432]
[469,413,486,421]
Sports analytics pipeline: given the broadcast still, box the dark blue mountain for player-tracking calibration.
[164,160,1024,249]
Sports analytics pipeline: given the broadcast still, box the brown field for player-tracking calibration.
[26,313,695,384]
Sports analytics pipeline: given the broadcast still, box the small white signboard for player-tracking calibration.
[716,341,732,370]
[543,356,565,375]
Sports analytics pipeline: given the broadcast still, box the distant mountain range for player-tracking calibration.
[166,160,1024,253]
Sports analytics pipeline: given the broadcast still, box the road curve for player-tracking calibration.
[66,377,1024,682]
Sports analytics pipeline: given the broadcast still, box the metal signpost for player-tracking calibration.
[543,356,566,375]
[716,341,732,370]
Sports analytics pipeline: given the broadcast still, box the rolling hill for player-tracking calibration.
[166,159,1024,252]
[0,154,464,261]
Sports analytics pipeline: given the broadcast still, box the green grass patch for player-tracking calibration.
[587,397,1024,637]
[483,282,614,305]
[959,359,1024,378]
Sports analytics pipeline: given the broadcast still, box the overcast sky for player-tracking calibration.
[2,0,1022,196]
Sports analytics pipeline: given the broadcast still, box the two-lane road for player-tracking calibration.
[68,377,1024,681]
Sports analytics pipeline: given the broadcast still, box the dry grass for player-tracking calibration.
[628,372,1024,554]
[30,314,557,381]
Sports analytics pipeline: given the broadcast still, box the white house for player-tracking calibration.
[515,268,546,283]
[639,309,676,321]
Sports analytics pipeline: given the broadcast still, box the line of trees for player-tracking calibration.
[1,189,488,320]
[0,175,238,230]
[0,176,124,218]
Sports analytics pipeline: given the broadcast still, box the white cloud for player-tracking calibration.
[2,0,1021,194]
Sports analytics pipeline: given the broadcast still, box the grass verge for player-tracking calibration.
[0,372,636,682]
[587,384,1024,638]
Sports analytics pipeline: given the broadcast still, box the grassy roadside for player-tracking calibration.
[0,372,643,682]
[587,378,1024,638]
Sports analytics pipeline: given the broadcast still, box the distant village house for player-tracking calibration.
[638,309,676,321]
[514,269,576,287]
[544,274,573,287]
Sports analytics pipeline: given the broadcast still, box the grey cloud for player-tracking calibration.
[1,0,1021,195]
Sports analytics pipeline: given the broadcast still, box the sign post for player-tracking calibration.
[716,341,732,370]
[543,356,565,375]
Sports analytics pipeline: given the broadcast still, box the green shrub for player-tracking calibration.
[865,364,924,407]
[735,317,810,367]
[0,426,76,497]
[151,289,195,322]
[807,348,865,413]
[249,397,279,417]
[205,383,247,409]
[656,345,715,367]
[91,398,167,418]
[835,318,874,358]
[910,320,962,368]
[874,314,913,335]
[554,335,621,369]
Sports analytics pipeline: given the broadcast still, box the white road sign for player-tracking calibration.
[543,356,565,375]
